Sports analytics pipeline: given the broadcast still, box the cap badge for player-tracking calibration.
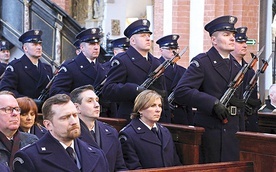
[229,16,235,24]
[91,28,97,34]
[34,30,40,35]
[1,41,6,46]
[142,19,148,26]
[172,35,177,40]
[240,28,245,33]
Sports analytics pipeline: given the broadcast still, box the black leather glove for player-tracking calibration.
[213,100,230,121]
[229,96,245,108]
[136,86,147,93]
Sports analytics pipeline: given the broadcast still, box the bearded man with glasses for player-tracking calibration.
[0,91,38,170]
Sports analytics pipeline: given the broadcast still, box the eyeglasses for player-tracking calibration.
[0,107,21,114]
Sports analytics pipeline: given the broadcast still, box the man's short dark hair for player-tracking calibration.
[70,84,95,104]
[42,94,71,121]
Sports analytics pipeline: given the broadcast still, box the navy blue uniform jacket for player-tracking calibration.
[0,62,7,77]
[50,52,107,96]
[19,123,47,139]
[79,119,127,172]
[13,132,109,172]
[0,55,53,98]
[159,57,193,125]
[119,118,181,169]
[174,47,242,162]
[102,46,170,122]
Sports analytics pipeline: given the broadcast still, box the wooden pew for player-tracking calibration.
[258,112,276,134]
[236,131,276,172]
[98,117,127,132]
[123,161,254,172]
[161,123,205,165]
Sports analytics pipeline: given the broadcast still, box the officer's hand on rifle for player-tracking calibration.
[213,100,230,122]
[136,86,147,93]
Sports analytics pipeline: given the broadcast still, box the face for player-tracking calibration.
[113,48,126,56]
[160,47,179,60]
[75,90,100,120]
[0,95,20,136]
[139,98,162,127]
[81,42,100,60]
[0,50,10,63]
[20,110,36,132]
[23,42,42,59]
[212,31,235,56]
[270,86,276,104]
[131,33,151,53]
[232,41,247,60]
[44,101,80,144]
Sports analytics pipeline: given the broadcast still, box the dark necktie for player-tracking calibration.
[91,130,97,143]
[66,147,77,164]
[224,58,230,71]
[151,127,160,140]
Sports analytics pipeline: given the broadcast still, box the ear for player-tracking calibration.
[43,120,52,131]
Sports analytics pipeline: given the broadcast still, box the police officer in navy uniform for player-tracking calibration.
[0,40,11,77]
[0,30,53,100]
[231,27,261,132]
[102,19,170,123]
[156,34,193,125]
[103,37,130,70]
[13,94,109,172]
[71,85,127,172]
[73,39,81,55]
[174,15,242,163]
[259,84,276,112]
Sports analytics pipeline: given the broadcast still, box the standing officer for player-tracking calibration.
[102,19,170,123]
[156,34,193,125]
[0,40,11,77]
[0,30,53,100]
[231,27,261,132]
[111,37,130,56]
[13,94,109,172]
[71,85,127,172]
[174,15,241,163]
[49,28,114,117]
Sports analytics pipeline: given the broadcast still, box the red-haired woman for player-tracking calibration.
[17,97,47,138]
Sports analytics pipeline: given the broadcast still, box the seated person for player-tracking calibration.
[16,97,47,138]
[119,90,181,170]
[259,84,276,112]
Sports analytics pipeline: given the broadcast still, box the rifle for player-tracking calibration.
[94,77,107,96]
[37,66,64,102]
[220,46,264,124]
[140,46,188,89]
[243,53,273,102]
[168,91,175,110]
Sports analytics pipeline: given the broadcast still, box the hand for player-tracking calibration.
[213,100,229,122]
[136,86,146,93]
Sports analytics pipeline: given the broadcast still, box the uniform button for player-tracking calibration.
[223,129,226,132]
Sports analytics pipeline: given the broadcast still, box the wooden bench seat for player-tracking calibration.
[124,161,254,172]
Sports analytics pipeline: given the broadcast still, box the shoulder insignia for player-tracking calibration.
[190,60,200,67]
[6,65,14,72]
[119,135,127,141]
[111,59,120,66]
[13,157,24,165]
[59,66,67,73]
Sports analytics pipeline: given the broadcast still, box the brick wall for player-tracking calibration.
[153,0,259,68]
[51,0,72,16]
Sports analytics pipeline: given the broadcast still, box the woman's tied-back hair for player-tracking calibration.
[131,90,163,119]
[42,94,71,121]
[16,97,38,123]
